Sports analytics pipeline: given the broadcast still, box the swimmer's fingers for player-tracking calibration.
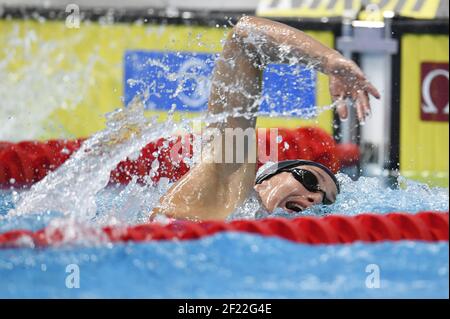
[363,80,381,100]
[348,62,380,99]
[352,90,370,122]
[358,90,371,119]
[329,76,349,120]
[334,95,348,120]
[354,98,364,123]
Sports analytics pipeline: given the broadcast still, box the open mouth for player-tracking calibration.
[284,201,304,213]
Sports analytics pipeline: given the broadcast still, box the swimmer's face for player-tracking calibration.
[254,165,338,213]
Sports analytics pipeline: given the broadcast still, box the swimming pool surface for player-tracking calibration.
[0,186,448,299]
[0,233,448,298]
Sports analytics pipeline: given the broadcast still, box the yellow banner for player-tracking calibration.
[400,34,449,187]
[257,0,448,20]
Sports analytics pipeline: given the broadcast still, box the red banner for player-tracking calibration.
[420,62,449,122]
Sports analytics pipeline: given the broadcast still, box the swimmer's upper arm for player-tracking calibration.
[152,18,263,220]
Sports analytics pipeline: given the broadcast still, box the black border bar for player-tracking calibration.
[0,299,448,316]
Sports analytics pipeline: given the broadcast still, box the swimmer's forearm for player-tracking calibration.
[208,16,344,124]
[231,16,342,74]
[204,16,343,170]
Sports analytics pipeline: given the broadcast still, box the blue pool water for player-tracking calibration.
[0,180,448,298]
[0,234,448,298]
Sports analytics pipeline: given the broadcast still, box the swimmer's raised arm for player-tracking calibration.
[209,16,380,124]
[151,16,380,221]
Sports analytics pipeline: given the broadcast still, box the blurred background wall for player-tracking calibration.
[0,0,260,10]
[0,0,448,186]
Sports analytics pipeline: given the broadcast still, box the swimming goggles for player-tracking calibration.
[278,167,333,205]
[255,159,340,205]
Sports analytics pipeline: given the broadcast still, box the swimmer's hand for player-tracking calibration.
[325,54,381,123]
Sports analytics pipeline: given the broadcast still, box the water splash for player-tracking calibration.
[9,95,172,220]
[267,174,449,219]
[1,171,448,233]
[3,91,448,227]
[0,26,96,141]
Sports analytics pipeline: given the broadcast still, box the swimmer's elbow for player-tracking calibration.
[230,16,258,41]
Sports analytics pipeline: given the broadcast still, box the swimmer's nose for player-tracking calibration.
[306,192,323,205]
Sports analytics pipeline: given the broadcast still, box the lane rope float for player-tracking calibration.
[0,211,447,249]
[0,127,355,187]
